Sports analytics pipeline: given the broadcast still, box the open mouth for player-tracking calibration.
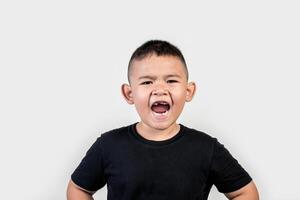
[151,101,170,116]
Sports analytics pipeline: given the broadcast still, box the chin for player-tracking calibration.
[149,120,176,130]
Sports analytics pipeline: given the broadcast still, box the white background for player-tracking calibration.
[0,0,299,199]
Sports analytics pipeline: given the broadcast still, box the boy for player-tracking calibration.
[67,40,259,200]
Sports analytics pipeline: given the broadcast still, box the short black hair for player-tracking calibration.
[127,40,188,83]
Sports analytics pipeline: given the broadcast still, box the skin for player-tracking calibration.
[67,54,259,199]
[67,180,94,200]
[122,55,196,140]
[225,181,259,200]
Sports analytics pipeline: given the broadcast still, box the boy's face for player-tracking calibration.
[122,55,196,132]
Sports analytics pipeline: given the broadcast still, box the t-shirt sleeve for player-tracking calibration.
[209,139,252,193]
[71,136,107,192]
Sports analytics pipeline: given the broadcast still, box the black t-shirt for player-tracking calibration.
[71,123,252,200]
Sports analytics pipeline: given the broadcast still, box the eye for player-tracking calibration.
[167,80,178,83]
[141,81,152,85]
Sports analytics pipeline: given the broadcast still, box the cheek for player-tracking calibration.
[132,89,149,107]
[171,88,187,101]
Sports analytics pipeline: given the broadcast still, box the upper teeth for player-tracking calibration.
[153,102,168,106]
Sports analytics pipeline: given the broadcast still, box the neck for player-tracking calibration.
[136,122,180,141]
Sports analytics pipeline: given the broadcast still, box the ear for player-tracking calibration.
[121,84,134,104]
[185,82,196,102]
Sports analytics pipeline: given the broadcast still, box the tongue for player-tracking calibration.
[152,105,168,113]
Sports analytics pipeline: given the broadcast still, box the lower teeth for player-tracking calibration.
[154,110,168,116]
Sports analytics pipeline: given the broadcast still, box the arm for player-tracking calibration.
[67,180,95,200]
[225,181,259,200]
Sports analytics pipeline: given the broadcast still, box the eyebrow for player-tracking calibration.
[138,74,182,80]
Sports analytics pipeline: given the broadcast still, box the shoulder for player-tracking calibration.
[100,125,129,138]
[180,124,221,159]
[97,124,132,146]
[181,124,217,146]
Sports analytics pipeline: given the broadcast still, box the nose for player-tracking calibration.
[152,82,168,96]
[152,89,168,96]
